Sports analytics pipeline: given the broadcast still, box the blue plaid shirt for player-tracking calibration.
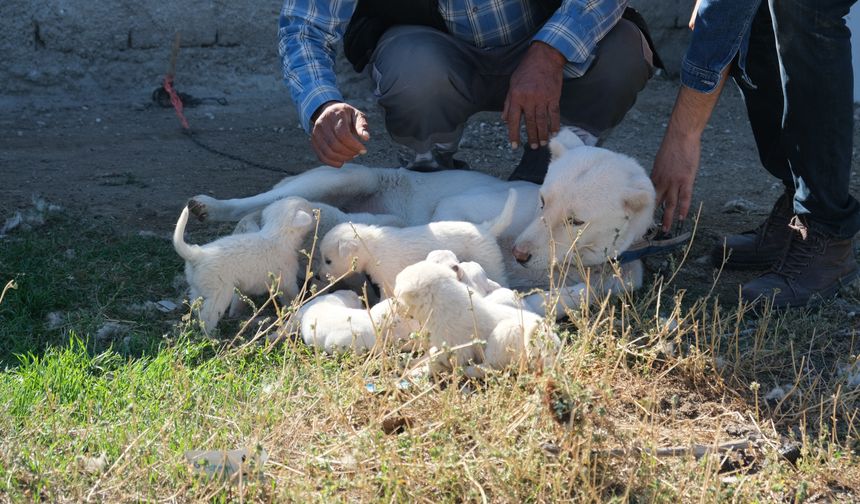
[279,0,628,132]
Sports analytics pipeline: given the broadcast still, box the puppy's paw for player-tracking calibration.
[188,195,214,222]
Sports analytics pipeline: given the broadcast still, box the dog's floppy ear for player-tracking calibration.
[549,128,585,161]
[338,238,358,258]
[291,209,314,228]
[623,187,655,214]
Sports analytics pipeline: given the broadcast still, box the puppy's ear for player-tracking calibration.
[291,209,314,228]
[549,136,567,162]
[549,128,585,161]
[451,263,464,281]
[623,187,655,215]
[338,238,358,258]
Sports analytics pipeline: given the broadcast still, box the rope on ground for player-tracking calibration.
[161,31,302,175]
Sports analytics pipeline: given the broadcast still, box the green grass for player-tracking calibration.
[0,213,858,502]
[0,214,181,363]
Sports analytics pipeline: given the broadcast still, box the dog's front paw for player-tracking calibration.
[188,195,215,222]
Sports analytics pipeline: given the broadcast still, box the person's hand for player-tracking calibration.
[651,128,701,232]
[502,41,565,150]
[310,101,370,167]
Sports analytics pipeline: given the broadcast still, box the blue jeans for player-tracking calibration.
[739,0,860,239]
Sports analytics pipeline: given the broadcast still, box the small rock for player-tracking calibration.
[540,441,561,457]
[764,384,790,402]
[654,339,676,358]
[723,198,760,214]
[837,362,860,389]
[778,441,802,465]
[156,300,178,312]
[96,321,130,341]
[127,301,157,314]
[45,311,64,329]
[659,316,679,333]
[0,212,22,236]
[80,453,108,474]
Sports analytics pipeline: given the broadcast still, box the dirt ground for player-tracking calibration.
[3,72,860,302]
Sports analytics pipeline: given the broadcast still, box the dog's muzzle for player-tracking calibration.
[512,245,532,265]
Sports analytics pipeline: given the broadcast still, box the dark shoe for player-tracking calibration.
[405,149,470,172]
[507,145,551,184]
[740,217,859,308]
[710,192,794,270]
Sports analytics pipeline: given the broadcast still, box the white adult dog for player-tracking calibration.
[394,260,560,377]
[318,189,516,296]
[187,129,656,299]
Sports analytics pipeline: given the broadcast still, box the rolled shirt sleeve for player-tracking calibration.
[279,1,356,132]
[531,0,628,78]
[681,0,761,93]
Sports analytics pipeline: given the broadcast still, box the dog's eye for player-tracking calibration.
[324,257,332,265]
[539,195,545,209]
[566,216,585,226]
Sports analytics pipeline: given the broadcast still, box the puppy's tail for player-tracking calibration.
[485,188,518,237]
[173,206,203,261]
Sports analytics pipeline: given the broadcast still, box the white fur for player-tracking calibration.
[227,197,402,320]
[512,129,655,297]
[293,291,419,354]
[393,261,559,376]
[298,291,375,354]
[456,261,504,296]
[173,198,315,332]
[425,250,501,296]
[426,250,541,314]
[187,127,656,298]
[319,190,517,297]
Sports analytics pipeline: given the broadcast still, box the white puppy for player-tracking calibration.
[425,250,500,295]
[319,190,517,297]
[425,250,540,313]
[229,197,402,317]
[394,261,559,376]
[173,198,315,332]
[294,291,418,354]
[298,291,375,354]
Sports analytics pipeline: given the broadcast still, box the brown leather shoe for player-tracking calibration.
[711,192,794,270]
[740,217,859,308]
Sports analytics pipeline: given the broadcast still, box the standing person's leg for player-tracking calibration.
[741,0,860,307]
[772,0,860,235]
[508,19,654,183]
[370,25,483,170]
[710,2,796,270]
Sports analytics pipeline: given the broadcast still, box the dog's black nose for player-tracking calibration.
[512,246,531,264]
